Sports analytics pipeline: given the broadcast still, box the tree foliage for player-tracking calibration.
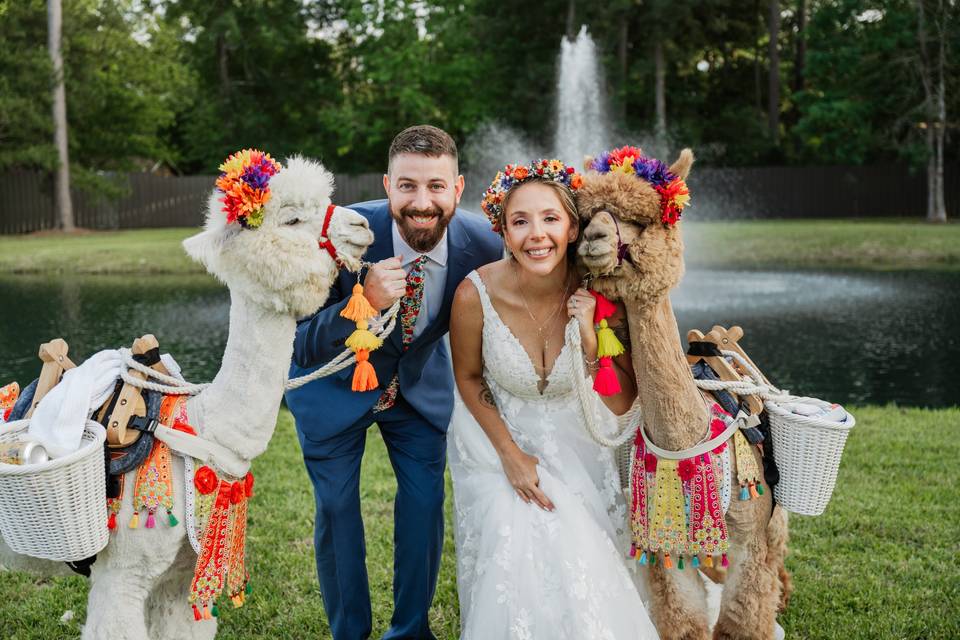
[0,0,956,180]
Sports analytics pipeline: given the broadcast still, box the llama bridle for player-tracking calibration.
[318,203,341,265]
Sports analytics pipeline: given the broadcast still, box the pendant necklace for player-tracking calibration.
[514,262,573,375]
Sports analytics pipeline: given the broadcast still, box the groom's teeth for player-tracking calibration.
[412,216,434,224]
[527,248,551,256]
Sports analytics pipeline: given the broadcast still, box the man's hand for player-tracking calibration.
[363,257,407,311]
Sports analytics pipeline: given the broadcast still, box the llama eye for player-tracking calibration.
[284,218,301,226]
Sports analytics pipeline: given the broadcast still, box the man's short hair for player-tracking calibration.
[388,125,459,174]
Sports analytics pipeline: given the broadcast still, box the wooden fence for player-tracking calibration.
[1,165,957,234]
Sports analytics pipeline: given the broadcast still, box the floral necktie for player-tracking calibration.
[373,254,428,412]
[399,255,428,348]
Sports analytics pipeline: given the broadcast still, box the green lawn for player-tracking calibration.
[684,218,960,272]
[1,406,957,639]
[1,218,959,275]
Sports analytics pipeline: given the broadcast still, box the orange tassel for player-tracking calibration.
[351,350,379,391]
[749,482,760,499]
[340,283,378,322]
[663,552,674,569]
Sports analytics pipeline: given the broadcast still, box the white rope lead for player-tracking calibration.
[569,321,641,449]
[115,299,403,396]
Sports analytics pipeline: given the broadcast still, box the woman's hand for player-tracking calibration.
[499,444,555,511]
[566,288,597,356]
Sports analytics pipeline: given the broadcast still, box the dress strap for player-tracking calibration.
[465,270,496,318]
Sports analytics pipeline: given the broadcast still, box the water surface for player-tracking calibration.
[0,270,956,408]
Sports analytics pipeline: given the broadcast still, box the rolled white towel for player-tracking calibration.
[28,349,123,458]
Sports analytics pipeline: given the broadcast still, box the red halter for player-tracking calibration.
[318,203,340,265]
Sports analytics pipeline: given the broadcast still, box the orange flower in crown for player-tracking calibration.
[480,158,582,233]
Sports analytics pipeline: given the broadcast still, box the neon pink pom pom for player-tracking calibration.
[593,357,621,396]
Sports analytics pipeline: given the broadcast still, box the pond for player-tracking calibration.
[0,269,956,408]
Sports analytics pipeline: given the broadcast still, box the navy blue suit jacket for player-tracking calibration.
[285,200,503,438]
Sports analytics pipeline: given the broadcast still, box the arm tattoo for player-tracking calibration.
[479,379,497,408]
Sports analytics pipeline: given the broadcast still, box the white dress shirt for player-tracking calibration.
[391,221,448,340]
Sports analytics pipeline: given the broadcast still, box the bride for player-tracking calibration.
[448,159,658,639]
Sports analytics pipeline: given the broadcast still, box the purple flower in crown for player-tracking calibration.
[241,166,273,190]
[633,156,673,188]
[588,151,613,173]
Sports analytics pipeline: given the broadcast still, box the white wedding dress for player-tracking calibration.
[448,271,659,640]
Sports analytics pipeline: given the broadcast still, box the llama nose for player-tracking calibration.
[584,227,608,242]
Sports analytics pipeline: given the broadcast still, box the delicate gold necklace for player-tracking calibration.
[513,261,573,370]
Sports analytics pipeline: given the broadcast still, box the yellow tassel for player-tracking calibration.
[704,554,714,568]
[351,350,379,391]
[128,512,140,529]
[345,320,383,352]
[596,319,625,358]
[340,283,378,322]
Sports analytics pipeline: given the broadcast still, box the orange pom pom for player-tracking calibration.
[341,283,378,322]
[351,349,379,392]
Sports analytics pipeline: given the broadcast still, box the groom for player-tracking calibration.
[286,125,501,640]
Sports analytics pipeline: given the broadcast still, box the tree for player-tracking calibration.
[916,0,949,222]
[768,0,781,145]
[0,1,195,185]
[48,0,74,230]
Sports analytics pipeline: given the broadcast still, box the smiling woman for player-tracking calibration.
[446,158,653,639]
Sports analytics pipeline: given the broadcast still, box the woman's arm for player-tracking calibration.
[450,277,554,511]
[567,290,637,415]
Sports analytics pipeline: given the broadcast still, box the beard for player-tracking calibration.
[390,202,455,253]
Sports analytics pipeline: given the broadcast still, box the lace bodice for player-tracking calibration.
[466,270,576,401]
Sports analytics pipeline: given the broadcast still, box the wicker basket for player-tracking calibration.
[766,398,855,516]
[0,419,109,561]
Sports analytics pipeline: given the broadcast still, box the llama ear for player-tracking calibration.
[182,228,222,271]
[669,148,694,180]
[583,155,595,172]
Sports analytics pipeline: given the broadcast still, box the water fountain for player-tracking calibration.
[463,26,613,205]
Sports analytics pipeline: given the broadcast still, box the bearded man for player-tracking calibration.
[286,125,502,640]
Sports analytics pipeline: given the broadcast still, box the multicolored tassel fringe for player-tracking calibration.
[630,405,749,569]
[188,468,254,621]
[733,428,764,501]
[341,282,383,392]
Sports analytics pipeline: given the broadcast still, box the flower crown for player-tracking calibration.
[587,146,690,226]
[215,149,283,229]
[481,159,584,233]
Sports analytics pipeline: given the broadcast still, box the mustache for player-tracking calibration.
[399,204,444,218]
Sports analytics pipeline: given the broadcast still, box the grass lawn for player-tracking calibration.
[0,405,957,639]
[1,218,959,275]
[683,218,960,272]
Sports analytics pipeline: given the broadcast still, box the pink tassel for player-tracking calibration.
[145,512,156,529]
[721,553,729,567]
[589,290,617,323]
[593,357,621,396]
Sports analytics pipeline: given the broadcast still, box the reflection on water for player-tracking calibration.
[0,274,229,388]
[673,270,959,408]
[0,270,956,408]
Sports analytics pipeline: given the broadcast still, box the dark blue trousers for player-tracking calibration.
[297,396,446,640]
